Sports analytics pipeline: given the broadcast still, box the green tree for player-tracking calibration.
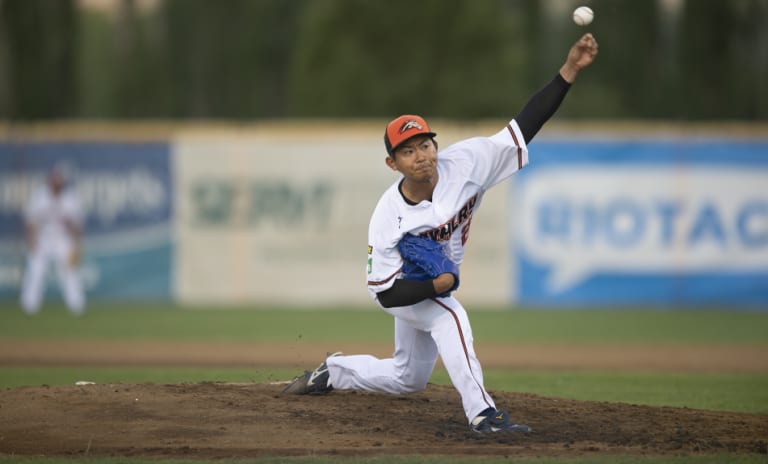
[289,0,530,118]
[78,0,175,118]
[679,0,768,119]
[158,0,305,118]
[0,0,78,119]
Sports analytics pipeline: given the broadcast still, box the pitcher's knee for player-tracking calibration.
[397,372,430,393]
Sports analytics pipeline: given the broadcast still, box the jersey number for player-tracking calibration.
[461,218,473,245]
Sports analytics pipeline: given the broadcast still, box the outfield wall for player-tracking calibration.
[0,122,766,308]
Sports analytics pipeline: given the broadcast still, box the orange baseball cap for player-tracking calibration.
[384,115,436,155]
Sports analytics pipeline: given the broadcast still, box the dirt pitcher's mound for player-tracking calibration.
[0,382,766,460]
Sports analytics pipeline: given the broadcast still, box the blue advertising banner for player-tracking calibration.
[0,142,172,301]
[514,140,768,307]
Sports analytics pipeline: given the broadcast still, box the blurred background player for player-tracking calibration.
[20,165,86,316]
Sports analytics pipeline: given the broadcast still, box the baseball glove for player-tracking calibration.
[68,247,81,267]
[397,234,459,297]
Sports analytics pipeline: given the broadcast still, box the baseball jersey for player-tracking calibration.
[25,186,84,247]
[366,119,529,300]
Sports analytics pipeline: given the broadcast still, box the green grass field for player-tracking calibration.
[3,303,768,344]
[1,303,767,464]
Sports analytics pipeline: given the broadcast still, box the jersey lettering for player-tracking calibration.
[420,194,478,243]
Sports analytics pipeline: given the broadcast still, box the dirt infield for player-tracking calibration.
[1,341,767,460]
[1,382,766,460]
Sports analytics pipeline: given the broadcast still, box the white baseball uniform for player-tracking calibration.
[326,119,529,423]
[20,183,86,315]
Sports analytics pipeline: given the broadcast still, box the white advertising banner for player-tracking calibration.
[173,127,511,307]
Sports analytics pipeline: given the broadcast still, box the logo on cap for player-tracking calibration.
[399,120,423,133]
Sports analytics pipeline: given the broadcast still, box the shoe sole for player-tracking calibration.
[471,424,533,434]
[282,352,343,395]
[282,372,310,395]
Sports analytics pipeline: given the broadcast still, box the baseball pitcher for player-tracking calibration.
[285,33,599,433]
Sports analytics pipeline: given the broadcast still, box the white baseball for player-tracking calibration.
[573,6,594,26]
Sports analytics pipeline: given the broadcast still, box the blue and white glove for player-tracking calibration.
[397,234,459,297]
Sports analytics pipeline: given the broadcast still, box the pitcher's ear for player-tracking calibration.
[385,156,398,172]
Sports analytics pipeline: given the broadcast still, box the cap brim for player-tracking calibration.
[389,131,437,154]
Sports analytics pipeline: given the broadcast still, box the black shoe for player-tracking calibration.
[282,352,342,395]
[469,408,532,433]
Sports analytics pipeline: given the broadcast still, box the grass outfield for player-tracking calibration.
[1,304,767,344]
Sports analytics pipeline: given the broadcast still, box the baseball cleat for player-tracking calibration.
[469,408,532,434]
[282,352,342,395]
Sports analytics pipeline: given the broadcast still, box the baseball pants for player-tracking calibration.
[20,241,85,315]
[326,296,496,423]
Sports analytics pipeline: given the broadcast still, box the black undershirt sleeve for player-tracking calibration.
[514,73,572,144]
[376,279,436,308]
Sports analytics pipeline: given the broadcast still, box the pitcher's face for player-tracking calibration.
[386,135,438,183]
